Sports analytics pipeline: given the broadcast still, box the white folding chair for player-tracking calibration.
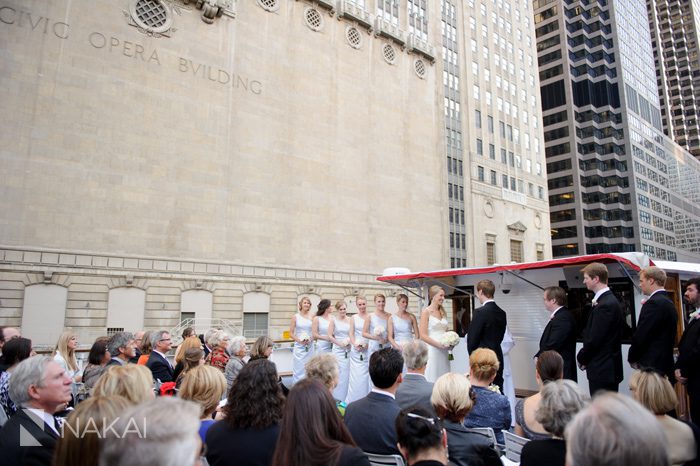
[503,430,530,462]
[365,452,406,466]
[469,426,498,448]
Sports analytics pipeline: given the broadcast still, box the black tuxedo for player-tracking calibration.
[146,351,174,383]
[536,307,577,382]
[345,392,401,455]
[0,408,59,466]
[576,290,623,395]
[467,301,507,390]
[628,290,677,379]
[676,314,700,423]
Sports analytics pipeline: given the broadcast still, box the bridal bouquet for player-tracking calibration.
[439,331,460,360]
[298,332,311,352]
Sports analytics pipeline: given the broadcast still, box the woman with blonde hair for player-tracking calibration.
[250,335,274,360]
[346,296,370,403]
[290,296,315,384]
[53,395,131,466]
[54,330,82,383]
[328,300,352,401]
[420,286,450,382]
[431,373,500,466]
[179,365,227,441]
[630,369,697,465]
[173,335,204,381]
[136,330,152,365]
[463,348,511,444]
[92,364,155,404]
[363,294,390,376]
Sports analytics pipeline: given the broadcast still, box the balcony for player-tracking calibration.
[407,33,435,62]
[374,16,405,46]
[336,0,372,30]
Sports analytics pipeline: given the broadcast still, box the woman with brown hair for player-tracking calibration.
[205,359,284,466]
[175,347,205,390]
[271,378,370,466]
[53,395,131,466]
[136,330,153,365]
[81,337,111,391]
[250,335,274,360]
[173,335,204,381]
[515,350,563,439]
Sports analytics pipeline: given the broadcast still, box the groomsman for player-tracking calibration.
[677,277,700,423]
[468,279,507,391]
[628,266,677,380]
[576,262,624,396]
[536,286,577,381]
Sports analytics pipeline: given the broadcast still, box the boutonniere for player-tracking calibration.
[641,298,648,305]
[690,310,700,320]
[591,299,598,307]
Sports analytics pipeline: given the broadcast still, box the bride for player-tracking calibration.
[420,285,450,382]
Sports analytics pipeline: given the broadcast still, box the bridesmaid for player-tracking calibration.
[345,296,370,403]
[312,299,334,354]
[290,296,315,385]
[420,285,450,382]
[363,294,390,391]
[387,293,420,351]
[328,300,352,402]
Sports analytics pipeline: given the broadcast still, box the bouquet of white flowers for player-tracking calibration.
[373,326,386,337]
[487,384,501,393]
[298,332,311,352]
[355,337,368,360]
[439,331,460,360]
[340,338,351,358]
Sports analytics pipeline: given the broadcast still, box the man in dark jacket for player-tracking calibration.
[345,348,403,455]
[628,266,677,380]
[536,286,577,381]
[577,262,624,396]
[467,279,507,392]
[677,277,700,423]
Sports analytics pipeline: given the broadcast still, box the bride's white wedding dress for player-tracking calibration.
[425,314,450,382]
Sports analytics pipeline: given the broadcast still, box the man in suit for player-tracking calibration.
[628,266,677,380]
[396,340,434,414]
[677,277,700,423]
[467,279,507,391]
[536,286,577,381]
[0,356,72,466]
[146,330,174,383]
[576,262,624,396]
[106,331,136,366]
[345,348,403,455]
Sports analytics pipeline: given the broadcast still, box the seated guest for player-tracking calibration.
[99,397,202,466]
[129,331,145,364]
[0,337,34,419]
[0,356,72,466]
[566,392,670,466]
[396,340,434,414]
[174,336,205,382]
[520,380,588,466]
[53,395,130,466]
[92,364,155,405]
[630,369,698,465]
[431,373,500,466]
[345,348,404,455]
[206,359,284,466]
[53,330,82,384]
[106,332,136,366]
[205,330,230,373]
[175,347,206,390]
[179,365,227,441]
[136,331,152,365]
[271,379,371,466]
[250,336,275,361]
[395,407,448,466]
[463,348,511,444]
[146,330,174,383]
[306,353,344,414]
[81,337,110,391]
[224,336,248,391]
[515,350,563,439]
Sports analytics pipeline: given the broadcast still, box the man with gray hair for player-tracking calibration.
[0,356,72,466]
[106,331,136,367]
[565,392,669,466]
[395,340,434,414]
[99,397,202,466]
[146,330,174,382]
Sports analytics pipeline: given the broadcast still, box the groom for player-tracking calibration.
[467,279,507,392]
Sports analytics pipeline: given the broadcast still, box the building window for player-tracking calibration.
[477,138,483,155]
[243,313,269,338]
[478,166,485,181]
[536,243,544,261]
[510,239,524,262]
[490,170,497,185]
[475,110,482,128]
[487,242,496,265]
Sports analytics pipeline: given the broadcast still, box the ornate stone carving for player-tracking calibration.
[184,0,236,24]
[507,221,528,236]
